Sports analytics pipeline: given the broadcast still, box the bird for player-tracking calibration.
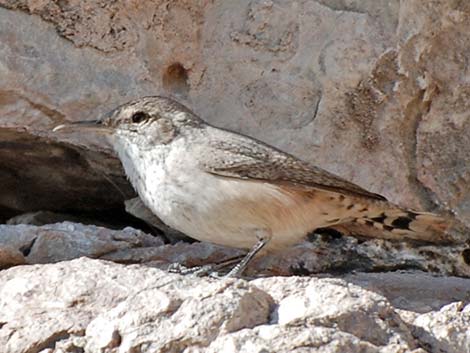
[54,96,450,276]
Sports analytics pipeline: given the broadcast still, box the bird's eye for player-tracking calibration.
[131,111,149,124]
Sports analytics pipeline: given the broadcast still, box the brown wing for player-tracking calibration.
[199,128,386,201]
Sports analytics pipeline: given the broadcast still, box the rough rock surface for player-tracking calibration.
[0,223,163,267]
[1,1,470,352]
[0,0,470,229]
[1,222,468,277]
[0,258,469,353]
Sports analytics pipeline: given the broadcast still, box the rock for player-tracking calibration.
[0,129,134,222]
[6,211,124,230]
[1,1,470,350]
[1,258,469,353]
[205,326,381,353]
[0,245,26,269]
[251,235,470,278]
[124,197,191,244]
[412,302,470,353]
[101,241,244,270]
[0,258,273,353]
[3,219,466,276]
[7,211,87,226]
[84,277,271,353]
[0,0,469,233]
[4,219,465,279]
[342,271,470,312]
[258,277,416,348]
[0,223,163,265]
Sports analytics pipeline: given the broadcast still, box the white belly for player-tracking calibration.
[114,137,346,251]
[146,175,322,250]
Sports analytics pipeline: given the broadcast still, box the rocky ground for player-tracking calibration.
[1,221,469,353]
[0,257,469,353]
[1,0,470,352]
[0,253,470,353]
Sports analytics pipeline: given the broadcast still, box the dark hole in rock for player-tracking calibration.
[0,128,135,220]
[290,261,311,276]
[308,227,343,242]
[19,238,36,256]
[0,128,165,237]
[419,250,438,260]
[110,330,122,348]
[162,63,190,95]
[462,248,470,266]
[5,207,165,239]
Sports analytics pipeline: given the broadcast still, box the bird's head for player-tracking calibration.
[53,96,202,147]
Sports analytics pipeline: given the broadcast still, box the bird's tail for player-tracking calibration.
[344,207,451,244]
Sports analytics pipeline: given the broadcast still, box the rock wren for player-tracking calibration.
[54,96,449,276]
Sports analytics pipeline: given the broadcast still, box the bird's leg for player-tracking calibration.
[225,236,269,278]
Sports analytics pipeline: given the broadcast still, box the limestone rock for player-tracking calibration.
[7,211,92,227]
[3,220,467,277]
[0,129,134,222]
[251,235,470,278]
[0,258,273,353]
[0,245,26,269]
[0,223,163,265]
[124,197,191,243]
[0,0,469,232]
[1,1,470,351]
[341,271,470,312]
[101,241,244,271]
[1,258,469,353]
[84,276,271,353]
[205,326,381,353]
[413,301,470,353]
[258,277,415,348]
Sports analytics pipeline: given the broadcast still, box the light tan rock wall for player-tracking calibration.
[1,4,470,352]
[0,0,469,229]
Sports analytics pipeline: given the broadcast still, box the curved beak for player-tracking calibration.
[53,119,112,134]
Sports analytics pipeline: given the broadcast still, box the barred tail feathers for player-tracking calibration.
[353,208,450,244]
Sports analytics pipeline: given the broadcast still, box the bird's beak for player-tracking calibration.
[53,119,112,134]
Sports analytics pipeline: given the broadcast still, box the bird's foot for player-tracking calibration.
[167,263,218,277]
[167,254,247,278]
[167,237,268,278]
